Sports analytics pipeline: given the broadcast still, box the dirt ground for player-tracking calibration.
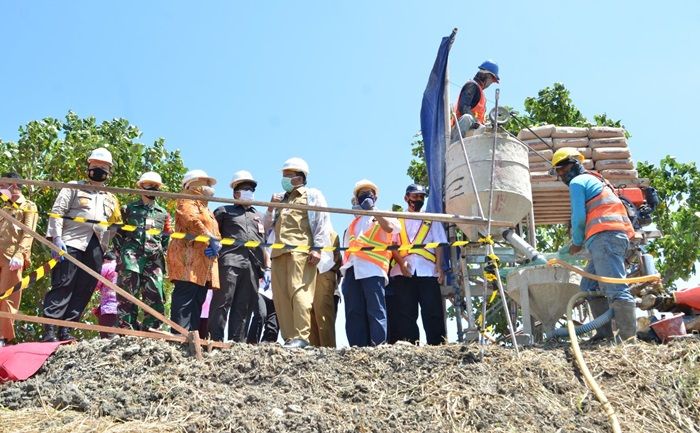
[0,337,698,433]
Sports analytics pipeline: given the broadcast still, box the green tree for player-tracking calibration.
[637,157,700,284]
[0,111,187,341]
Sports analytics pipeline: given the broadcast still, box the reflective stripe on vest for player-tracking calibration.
[343,216,392,272]
[398,219,436,263]
[584,187,635,240]
[454,80,486,125]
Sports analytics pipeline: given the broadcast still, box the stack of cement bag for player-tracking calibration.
[518,125,637,184]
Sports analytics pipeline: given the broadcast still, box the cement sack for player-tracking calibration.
[588,126,625,139]
[531,171,557,182]
[582,159,594,170]
[589,137,628,149]
[552,137,589,149]
[578,148,592,159]
[529,149,553,163]
[521,137,553,151]
[551,126,589,138]
[592,147,631,160]
[600,169,638,179]
[518,124,555,140]
[529,161,551,172]
[595,159,634,170]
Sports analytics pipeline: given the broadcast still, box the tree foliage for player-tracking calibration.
[0,111,187,340]
[637,157,700,284]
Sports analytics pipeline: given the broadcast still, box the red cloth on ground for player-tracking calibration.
[0,341,66,382]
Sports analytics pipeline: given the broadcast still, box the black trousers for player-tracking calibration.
[44,235,103,322]
[208,264,258,342]
[170,280,208,332]
[246,294,279,344]
[386,276,446,345]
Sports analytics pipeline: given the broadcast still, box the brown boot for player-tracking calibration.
[612,300,637,342]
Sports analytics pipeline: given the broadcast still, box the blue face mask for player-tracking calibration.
[281,177,294,193]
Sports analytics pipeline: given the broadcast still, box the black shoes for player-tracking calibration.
[0,338,6,347]
[43,325,58,342]
[283,338,310,349]
[57,327,75,342]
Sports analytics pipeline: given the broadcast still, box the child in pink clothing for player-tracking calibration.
[94,251,118,338]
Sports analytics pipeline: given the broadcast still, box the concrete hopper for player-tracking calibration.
[506,265,582,337]
[445,131,532,240]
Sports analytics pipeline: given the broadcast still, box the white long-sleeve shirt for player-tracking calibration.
[389,218,447,278]
[341,215,400,283]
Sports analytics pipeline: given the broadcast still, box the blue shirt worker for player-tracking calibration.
[387,184,447,345]
[552,147,637,342]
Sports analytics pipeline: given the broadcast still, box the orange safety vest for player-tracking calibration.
[585,185,635,241]
[343,216,393,272]
[397,219,436,262]
[454,80,486,125]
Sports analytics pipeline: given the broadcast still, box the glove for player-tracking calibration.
[204,237,222,258]
[262,268,271,290]
[8,256,23,271]
[52,237,67,261]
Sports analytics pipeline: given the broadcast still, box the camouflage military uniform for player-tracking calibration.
[113,199,171,330]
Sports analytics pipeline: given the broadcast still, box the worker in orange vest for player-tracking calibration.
[552,148,637,342]
[452,60,499,140]
[341,179,399,347]
[386,184,447,345]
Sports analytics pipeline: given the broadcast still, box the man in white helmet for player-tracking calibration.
[113,171,172,331]
[208,170,267,342]
[43,147,122,342]
[264,157,333,348]
[341,179,400,347]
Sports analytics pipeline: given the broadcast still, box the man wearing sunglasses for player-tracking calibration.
[208,170,266,342]
[552,147,637,342]
[113,171,171,331]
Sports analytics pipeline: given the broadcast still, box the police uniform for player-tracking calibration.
[44,181,121,323]
[208,204,265,342]
[113,199,171,330]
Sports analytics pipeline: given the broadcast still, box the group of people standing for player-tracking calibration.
[0,149,448,348]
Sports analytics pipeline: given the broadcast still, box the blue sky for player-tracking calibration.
[2,1,699,342]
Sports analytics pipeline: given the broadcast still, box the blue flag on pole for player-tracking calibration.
[420,29,457,214]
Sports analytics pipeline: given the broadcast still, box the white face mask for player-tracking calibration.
[200,186,215,197]
[238,190,254,201]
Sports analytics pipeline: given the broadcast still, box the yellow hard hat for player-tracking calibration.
[551,147,585,167]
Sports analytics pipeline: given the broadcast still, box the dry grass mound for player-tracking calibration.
[0,337,698,433]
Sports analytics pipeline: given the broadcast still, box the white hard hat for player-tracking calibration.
[87,147,113,165]
[281,157,309,176]
[136,171,163,188]
[230,170,257,189]
[353,179,379,197]
[182,169,216,188]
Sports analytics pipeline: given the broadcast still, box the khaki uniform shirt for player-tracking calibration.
[0,195,39,263]
[271,187,313,259]
[46,181,121,252]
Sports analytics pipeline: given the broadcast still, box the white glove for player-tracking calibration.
[9,256,23,271]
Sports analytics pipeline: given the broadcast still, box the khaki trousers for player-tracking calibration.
[271,252,317,342]
[0,256,22,341]
[310,270,337,347]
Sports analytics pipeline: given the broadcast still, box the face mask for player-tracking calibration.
[88,167,109,182]
[408,200,425,212]
[238,190,254,201]
[0,188,12,200]
[357,192,376,210]
[142,187,159,201]
[201,186,215,197]
[281,177,294,193]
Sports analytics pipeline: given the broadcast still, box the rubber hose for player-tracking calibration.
[566,291,622,433]
[553,307,613,337]
[547,258,661,284]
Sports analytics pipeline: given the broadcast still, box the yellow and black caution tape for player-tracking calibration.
[0,259,59,301]
[46,212,485,253]
[482,253,501,282]
[0,192,21,210]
